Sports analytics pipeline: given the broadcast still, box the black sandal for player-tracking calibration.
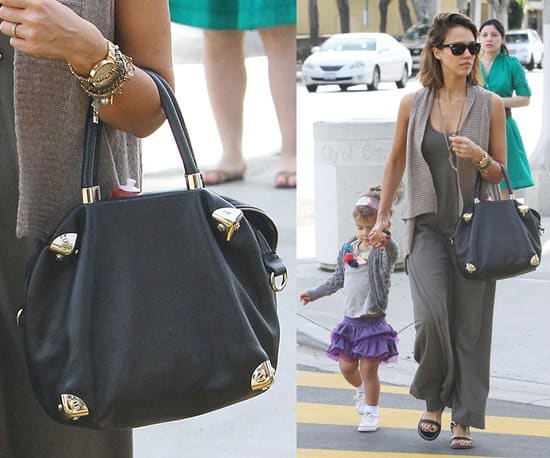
[417,417,441,441]
[450,421,476,449]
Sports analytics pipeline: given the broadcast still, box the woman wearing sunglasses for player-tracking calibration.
[479,18,534,194]
[368,12,506,450]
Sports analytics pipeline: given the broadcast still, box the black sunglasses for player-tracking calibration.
[439,42,481,56]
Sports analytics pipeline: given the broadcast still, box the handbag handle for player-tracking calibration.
[473,161,514,202]
[81,69,203,200]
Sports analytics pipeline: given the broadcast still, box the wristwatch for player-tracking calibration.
[68,40,119,89]
[473,151,491,169]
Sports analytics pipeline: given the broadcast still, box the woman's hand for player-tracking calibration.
[368,218,389,249]
[449,135,485,162]
[0,0,106,74]
[299,293,312,305]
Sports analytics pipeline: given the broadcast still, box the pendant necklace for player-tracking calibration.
[437,88,467,172]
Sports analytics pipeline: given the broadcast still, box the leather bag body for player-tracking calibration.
[451,165,543,281]
[22,71,285,429]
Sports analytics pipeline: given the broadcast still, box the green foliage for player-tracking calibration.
[508,0,525,30]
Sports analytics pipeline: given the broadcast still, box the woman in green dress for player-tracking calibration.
[169,1,297,188]
[479,19,534,191]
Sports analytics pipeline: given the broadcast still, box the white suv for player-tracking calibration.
[505,29,543,70]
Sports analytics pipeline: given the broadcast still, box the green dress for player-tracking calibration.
[169,0,296,30]
[481,51,534,189]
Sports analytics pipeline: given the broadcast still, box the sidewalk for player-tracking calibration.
[297,216,550,407]
[133,25,297,458]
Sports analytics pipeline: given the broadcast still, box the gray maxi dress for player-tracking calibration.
[1,34,132,458]
[406,119,496,429]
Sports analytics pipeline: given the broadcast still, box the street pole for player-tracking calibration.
[528,0,550,215]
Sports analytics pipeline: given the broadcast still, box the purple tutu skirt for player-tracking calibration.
[327,316,399,363]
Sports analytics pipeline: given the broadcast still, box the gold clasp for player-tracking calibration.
[251,360,275,391]
[212,208,243,242]
[531,255,540,266]
[50,233,78,260]
[462,212,473,223]
[465,263,477,273]
[270,272,288,292]
[58,394,89,421]
[517,205,529,217]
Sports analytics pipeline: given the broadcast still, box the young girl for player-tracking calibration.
[300,186,399,432]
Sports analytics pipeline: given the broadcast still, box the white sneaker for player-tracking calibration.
[357,411,379,432]
[353,391,366,415]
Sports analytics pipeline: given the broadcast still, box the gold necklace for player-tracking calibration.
[437,88,467,172]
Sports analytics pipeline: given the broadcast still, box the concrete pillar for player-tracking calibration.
[527,0,550,215]
[313,119,406,269]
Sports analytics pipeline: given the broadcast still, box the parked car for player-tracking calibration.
[400,23,429,73]
[505,29,543,70]
[301,33,412,92]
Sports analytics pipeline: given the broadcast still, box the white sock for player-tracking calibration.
[355,383,364,393]
[364,405,379,415]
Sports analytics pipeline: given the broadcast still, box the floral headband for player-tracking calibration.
[355,196,379,210]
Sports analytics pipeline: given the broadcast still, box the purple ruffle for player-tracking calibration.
[326,316,399,364]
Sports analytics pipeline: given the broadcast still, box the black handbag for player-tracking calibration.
[451,163,543,281]
[21,70,287,429]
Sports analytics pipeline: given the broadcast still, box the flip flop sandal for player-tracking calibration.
[202,168,245,186]
[417,418,441,441]
[450,421,476,449]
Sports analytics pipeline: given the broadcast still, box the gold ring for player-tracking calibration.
[12,23,20,39]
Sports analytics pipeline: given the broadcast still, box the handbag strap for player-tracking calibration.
[81,69,201,194]
[474,161,514,201]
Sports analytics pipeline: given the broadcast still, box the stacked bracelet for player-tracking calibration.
[68,40,135,122]
[473,151,492,176]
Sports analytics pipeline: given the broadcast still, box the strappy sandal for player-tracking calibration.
[417,416,441,441]
[450,421,476,450]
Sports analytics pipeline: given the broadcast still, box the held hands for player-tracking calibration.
[367,218,389,249]
[299,293,312,305]
[0,0,105,74]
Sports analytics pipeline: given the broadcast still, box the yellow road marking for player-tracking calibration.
[297,370,410,395]
[297,403,550,438]
[297,449,503,458]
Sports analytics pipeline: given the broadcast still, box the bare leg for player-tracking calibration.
[359,358,380,406]
[338,357,362,388]
[202,29,247,181]
[258,25,296,186]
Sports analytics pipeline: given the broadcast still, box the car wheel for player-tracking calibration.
[306,84,318,93]
[396,65,408,89]
[367,67,380,91]
[526,55,535,71]
[339,84,351,91]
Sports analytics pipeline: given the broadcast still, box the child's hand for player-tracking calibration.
[299,293,312,305]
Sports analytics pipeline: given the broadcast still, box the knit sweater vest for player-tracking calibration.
[14,0,140,239]
[401,85,500,257]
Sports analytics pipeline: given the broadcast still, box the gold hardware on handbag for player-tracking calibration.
[462,212,473,222]
[50,233,78,259]
[518,205,529,217]
[465,263,477,273]
[250,360,276,391]
[531,255,540,266]
[212,208,244,242]
[58,394,89,421]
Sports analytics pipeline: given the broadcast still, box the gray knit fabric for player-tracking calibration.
[308,236,398,317]
[402,85,500,258]
[14,0,141,239]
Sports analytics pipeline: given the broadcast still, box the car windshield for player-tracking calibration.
[506,33,529,44]
[320,38,376,52]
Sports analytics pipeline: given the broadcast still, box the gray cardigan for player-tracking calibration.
[308,236,399,317]
[14,0,140,239]
[402,85,500,257]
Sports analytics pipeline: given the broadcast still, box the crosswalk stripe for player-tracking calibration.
[297,449,502,458]
[297,370,410,395]
[297,402,550,438]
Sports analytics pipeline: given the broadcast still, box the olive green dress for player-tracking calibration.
[1,34,131,458]
[169,0,296,30]
[481,51,534,190]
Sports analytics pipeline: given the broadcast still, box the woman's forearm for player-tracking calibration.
[501,95,530,109]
